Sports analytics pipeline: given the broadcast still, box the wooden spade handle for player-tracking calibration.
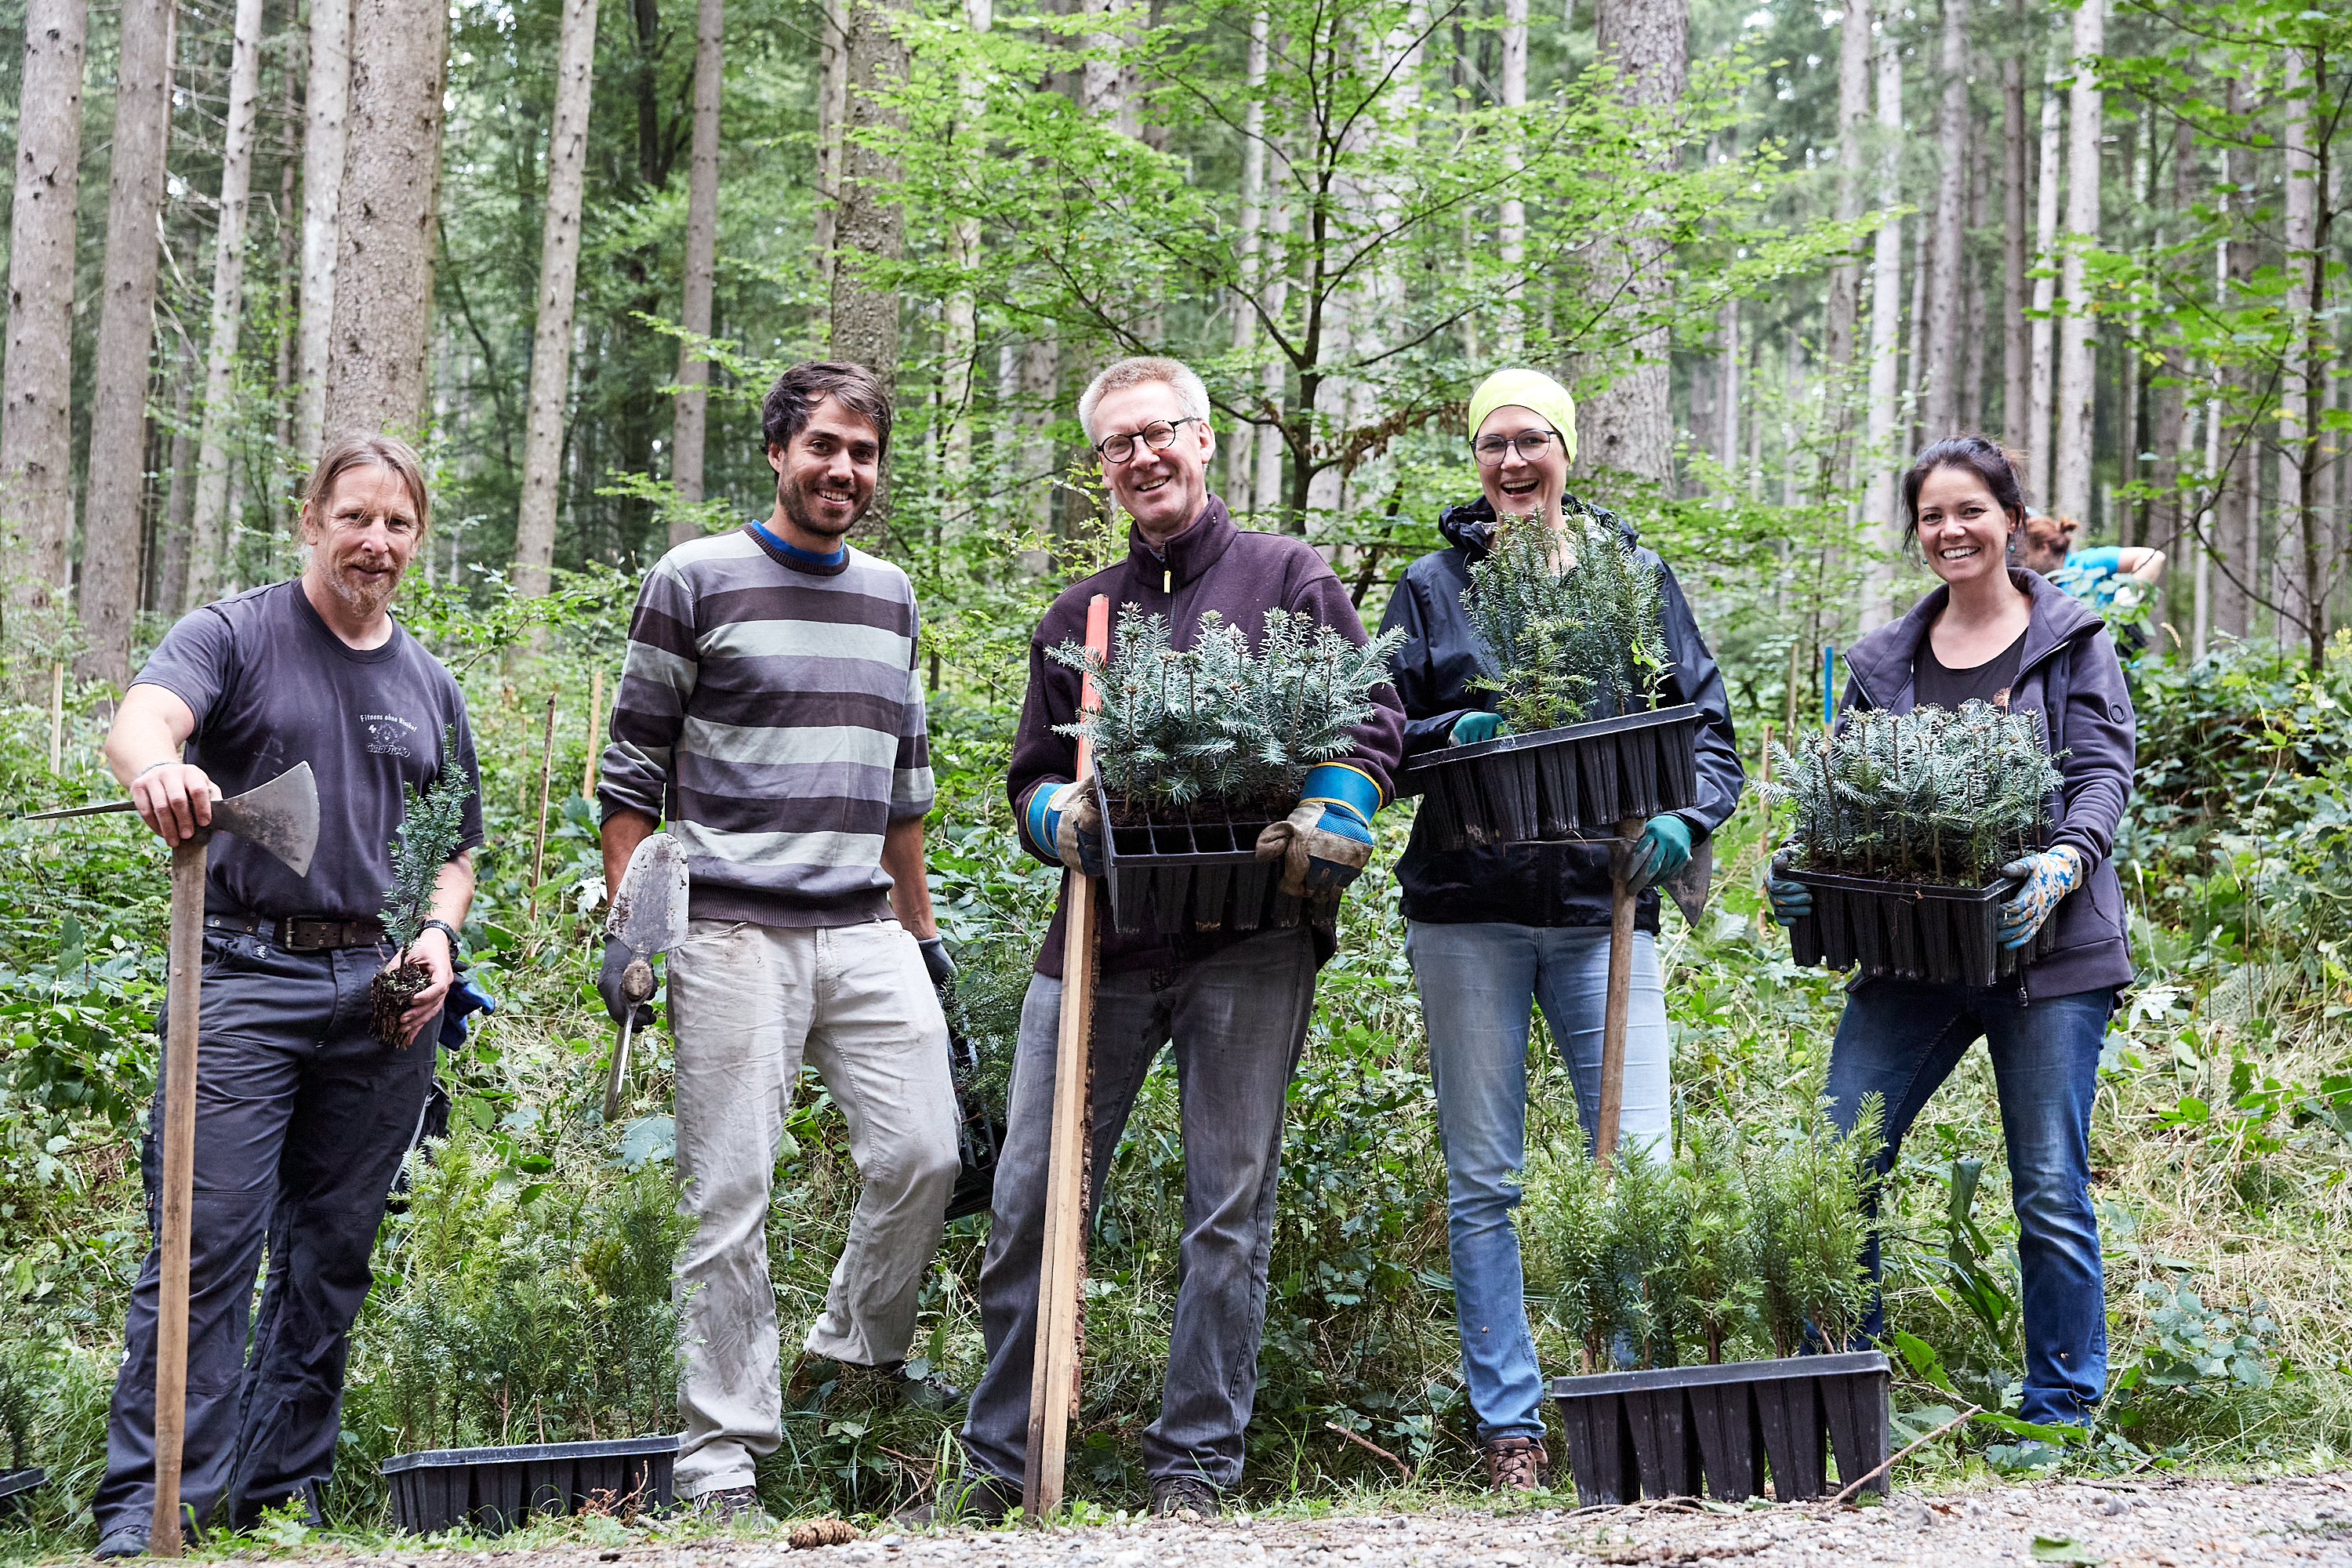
[151,833,208,1556]
[1595,815,1642,1169]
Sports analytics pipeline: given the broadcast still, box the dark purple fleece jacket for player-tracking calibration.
[1840,568,2137,1001]
[1008,496,1406,980]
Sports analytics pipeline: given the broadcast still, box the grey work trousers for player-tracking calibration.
[960,926,1318,1491]
[93,933,437,1541]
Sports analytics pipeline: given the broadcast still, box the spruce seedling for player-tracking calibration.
[1461,502,1671,729]
[371,726,475,1047]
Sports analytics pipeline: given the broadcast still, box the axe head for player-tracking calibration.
[209,762,321,877]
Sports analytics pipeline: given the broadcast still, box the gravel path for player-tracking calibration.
[289,1472,2352,1568]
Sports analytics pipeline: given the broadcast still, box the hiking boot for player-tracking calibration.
[1147,1475,1219,1520]
[892,1472,1022,1528]
[1481,1435,1549,1493]
[93,1526,147,1561]
[691,1485,767,1523]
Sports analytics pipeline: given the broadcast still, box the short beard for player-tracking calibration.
[319,557,399,617]
[779,472,862,541]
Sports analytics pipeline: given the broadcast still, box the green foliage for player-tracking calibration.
[2125,1278,2278,1393]
[379,728,477,955]
[1751,1095,1884,1359]
[1769,704,2062,884]
[1520,1135,1621,1374]
[1051,604,1407,813]
[1670,1118,1758,1367]
[1463,503,1671,730]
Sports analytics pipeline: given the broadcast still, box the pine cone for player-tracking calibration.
[788,1518,860,1550]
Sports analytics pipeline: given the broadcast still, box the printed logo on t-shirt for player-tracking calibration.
[362,713,419,757]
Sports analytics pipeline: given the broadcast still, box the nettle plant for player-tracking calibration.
[1463,500,1671,731]
[370,727,476,1047]
[1769,703,2062,884]
[1052,603,1405,815]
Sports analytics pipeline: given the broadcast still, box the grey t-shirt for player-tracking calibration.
[133,580,485,921]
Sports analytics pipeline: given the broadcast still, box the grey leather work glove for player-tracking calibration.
[597,935,657,1027]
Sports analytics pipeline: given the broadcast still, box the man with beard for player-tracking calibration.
[90,434,483,1555]
[597,361,960,1519]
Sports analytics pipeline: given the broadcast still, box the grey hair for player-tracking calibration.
[1076,356,1212,444]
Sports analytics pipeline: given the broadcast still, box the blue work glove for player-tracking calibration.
[1023,780,1104,877]
[437,973,497,1051]
[1450,711,1508,746]
[1256,763,1381,898]
[1766,877,1813,927]
[1621,815,1694,897]
[1997,846,2084,949]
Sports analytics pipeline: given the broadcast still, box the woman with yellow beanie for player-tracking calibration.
[1375,368,1745,1490]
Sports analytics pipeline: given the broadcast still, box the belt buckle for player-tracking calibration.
[283,919,332,952]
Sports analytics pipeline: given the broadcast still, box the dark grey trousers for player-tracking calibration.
[960,927,1317,1491]
[93,932,436,1539]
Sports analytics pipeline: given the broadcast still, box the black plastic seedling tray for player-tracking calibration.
[1094,779,1306,938]
[1780,863,2060,989]
[382,1434,677,1535]
[0,1468,43,1519]
[1550,1350,1889,1505]
[1403,704,1702,849]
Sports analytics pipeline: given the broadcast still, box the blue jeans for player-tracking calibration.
[1824,978,2114,1426]
[1405,921,1671,1443]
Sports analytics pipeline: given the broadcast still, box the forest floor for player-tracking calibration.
[205,1472,2352,1568]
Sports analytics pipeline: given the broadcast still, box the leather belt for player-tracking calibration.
[204,912,387,952]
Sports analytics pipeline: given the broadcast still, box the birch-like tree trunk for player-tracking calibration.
[510,0,602,601]
[1581,0,1685,485]
[1998,0,2027,444]
[324,0,452,437]
[296,0,354,459]
[811,0,849,340]
[669,0,722,543]
[1718,296,1738,489]
[2,0,89,612]
[160,352,197,616]
[2277,45,2324,664]
[1918,0,1968,438]
[1497,0,1528,355]
[2050,0,2102,522]
[1859,32,1904,630]
[1225,7,1270,500]
[942,0,991,510]
[76,0,176,681]
[1254,134,1293,515]
[1820,0,1873,385]
[1962,140,1987,431]
[2025,34,2061,506]
[186,0,270,612]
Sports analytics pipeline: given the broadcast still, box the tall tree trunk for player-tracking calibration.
[1581,0,1686,485]
[1717,296,1738,488]
[1254,132,1292,514]
[511,0,602,601]
[1820,0,1872,388]
[1999,0,2027,445]
[1497,0,1527,355]
[1902,214,1928,452]
[829,0,907,424]
[1919,0,1969,438]
[811,0,848,341]
[942,0,990,510]
[297,0,354,459]
[1021,336,1058,543]
[2026,31,2061,506]
[1225,5,1270,499]
[2278,45,2323,665]
[187,0,270,612]
[2,0,89,613]
[669,0,721,543]
[2050,0,2101,522]
[161,341,196,615]
[1081,0,1139,134]
[1859,29,1903,630]
[76,0,176,681]
[324,0,452,437]
[1962,134,1987,434]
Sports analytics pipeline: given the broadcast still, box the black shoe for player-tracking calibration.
[94,1526,147,1561]
[691,1486,766,1524]
[1148,1475,1218,1520]
[893,1472,1022,1527]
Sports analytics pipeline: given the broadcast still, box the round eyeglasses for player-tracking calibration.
[1473,430,1563,466]
[1094,416,1204,465]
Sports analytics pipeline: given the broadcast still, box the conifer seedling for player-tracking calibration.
[1462,501,1670,730]
[371,726,475,1047]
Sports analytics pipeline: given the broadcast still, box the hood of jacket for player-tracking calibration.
[1845,568,2106,712]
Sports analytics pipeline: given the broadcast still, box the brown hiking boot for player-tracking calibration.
[1481,1435,1549,1492]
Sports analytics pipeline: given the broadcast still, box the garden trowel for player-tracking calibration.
[602,831,688,1122]
[25,760,319,1558]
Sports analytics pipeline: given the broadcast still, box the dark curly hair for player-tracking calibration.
[760,361,892,459]
[1900,435,2027,561]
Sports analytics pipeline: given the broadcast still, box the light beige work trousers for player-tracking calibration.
[666,916,958,1497]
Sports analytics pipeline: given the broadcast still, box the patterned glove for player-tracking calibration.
[1023,780,1104,877]
[1255,763,1381,898]
[1450,711,1508,746]
[1621,815,1694,896]
[1766,878,1813,927]
[1997,846,2084,949]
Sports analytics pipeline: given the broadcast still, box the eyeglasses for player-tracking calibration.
[1094,417,1203,465]
[1473,430,1563,466]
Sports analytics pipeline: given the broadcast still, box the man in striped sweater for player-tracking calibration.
[597,361,960,1519]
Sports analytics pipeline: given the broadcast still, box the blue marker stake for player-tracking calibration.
[1821,644,1836,728]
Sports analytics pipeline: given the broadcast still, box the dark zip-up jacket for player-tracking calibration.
[1840,568,2136,1000]
[1378,495,1744,930]
[1009,496,1406,979]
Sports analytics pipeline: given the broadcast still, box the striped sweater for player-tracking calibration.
[598,526,935,927]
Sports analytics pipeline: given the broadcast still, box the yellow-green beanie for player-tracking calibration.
[1466,368,1578,466]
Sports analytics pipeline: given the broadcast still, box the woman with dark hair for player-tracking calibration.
[1768,436,2136,1427]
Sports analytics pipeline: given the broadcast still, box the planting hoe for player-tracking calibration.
[26,762,320,1557]
[601,831,690,1122]
[1026,592,1110,1521]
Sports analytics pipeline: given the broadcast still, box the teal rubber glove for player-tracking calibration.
[1997,846,2084,949]
[1621,815,1694,896]
[1766,877,1813,927]
[1257,763,1381,897]
[1450,711,1508,746]
[1023,780,1104,877]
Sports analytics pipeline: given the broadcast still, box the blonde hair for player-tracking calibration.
[1076,356,1211,444]
[304,432,430,532]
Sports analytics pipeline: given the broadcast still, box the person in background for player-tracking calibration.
[1769,437,2136,1429]
[1377,368,1744,1492]
[2020,513,2166,599]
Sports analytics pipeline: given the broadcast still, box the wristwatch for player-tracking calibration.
[416,918,463,956]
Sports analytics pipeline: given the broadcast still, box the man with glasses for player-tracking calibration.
[938,356,1404,1521]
